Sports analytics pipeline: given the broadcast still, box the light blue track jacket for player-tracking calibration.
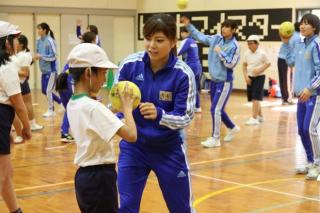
[36,35,57,73]
[186,24,240,82]
[283,34,320,96]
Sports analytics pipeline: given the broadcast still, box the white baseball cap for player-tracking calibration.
[67,43,118,69]
[0,21,21,38]
[247,35,260,42]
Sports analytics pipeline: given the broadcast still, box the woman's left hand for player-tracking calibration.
[139,102,157,120]
[299,88,312,103]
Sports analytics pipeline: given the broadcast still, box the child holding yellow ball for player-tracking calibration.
[59,43,137,212]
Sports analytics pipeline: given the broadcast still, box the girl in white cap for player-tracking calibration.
[58,43,137,213]
[0,21,31,213]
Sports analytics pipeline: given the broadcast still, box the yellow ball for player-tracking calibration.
[177,0,188,9]
[109,81,141,111]
[279,21,294,38]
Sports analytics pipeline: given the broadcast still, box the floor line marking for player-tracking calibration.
[15,181,74,192]
[190,147,294,166]
[45,145,67,150]
[192,173,318,208]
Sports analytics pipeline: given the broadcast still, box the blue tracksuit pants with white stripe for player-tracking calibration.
[210,81,235,139]
[59,89,72,135]
[41,72,61,111]
[118,142,195,213]
[297,96,320,164]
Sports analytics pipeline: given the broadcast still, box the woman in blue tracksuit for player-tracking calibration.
[180,16,240,148]
[34,22,61,117]
[178,26,202,112]
[281,14,320,180]
[117,14,196,213]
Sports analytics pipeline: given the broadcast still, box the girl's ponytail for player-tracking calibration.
[49,29,55,40]
[55,72,69,92]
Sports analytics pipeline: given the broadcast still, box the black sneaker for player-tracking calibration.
[61,134,75,143]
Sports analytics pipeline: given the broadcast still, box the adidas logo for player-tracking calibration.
[177,170,187,178]
[135,73,144,81]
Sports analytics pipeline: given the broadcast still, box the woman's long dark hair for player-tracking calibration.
[37,22,55,40]
[143,14,177,55]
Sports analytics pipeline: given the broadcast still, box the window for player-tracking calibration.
[296,9,320,21]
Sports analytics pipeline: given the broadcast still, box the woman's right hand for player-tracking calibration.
[180,16,190,26]
[279,34,290,44]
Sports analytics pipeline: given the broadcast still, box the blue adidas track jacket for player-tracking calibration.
[118,51,196,148]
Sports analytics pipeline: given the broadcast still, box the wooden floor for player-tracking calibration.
[1,90,320,213]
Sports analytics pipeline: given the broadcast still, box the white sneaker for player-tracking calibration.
[201,137,221,148]
[258,116,264,123]
[245,117,260,126]
[14,136,24,144]
[317,175,320,181]
[223,125,240,142]
[195,108,202,113]
[295,162,312,174]
[31,123,43,131]
[306,164,319,180]
[42,110,56,117]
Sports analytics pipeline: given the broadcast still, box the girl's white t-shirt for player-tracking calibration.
[0,56,21,105]
[16,50,32,83]
[67,96,124,167]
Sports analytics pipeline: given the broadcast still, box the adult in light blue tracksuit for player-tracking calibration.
[281,14,320,180]
[35,23,61,116]
[181,16,240,148]
[178,27,202,111]
[117,14,196,213]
